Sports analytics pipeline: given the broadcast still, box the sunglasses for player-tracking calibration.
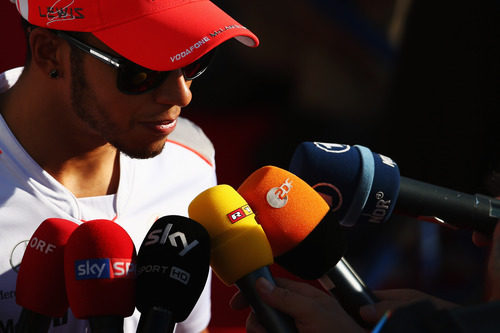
[56,31,214,95]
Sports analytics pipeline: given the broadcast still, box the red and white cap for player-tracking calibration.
[14,0,259,70]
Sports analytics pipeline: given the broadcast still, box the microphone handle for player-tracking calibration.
[319,257,378,328]
[137,307,175,333]
[236,267,298,333]
[88,316,124,333]
[15,309,51,333]
[397,176,500,235]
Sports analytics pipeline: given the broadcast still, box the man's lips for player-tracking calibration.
[157,120,177,129]
[140,119,177,135]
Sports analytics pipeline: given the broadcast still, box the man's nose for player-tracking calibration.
[153,69,193,107]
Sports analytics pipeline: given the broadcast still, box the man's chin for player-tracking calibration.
[112,141,166,160]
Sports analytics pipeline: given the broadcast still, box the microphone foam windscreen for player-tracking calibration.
[289,142,400,227]
[273,210,348,280]
[237,165,330,256]
[64,219,136,319]
[136,215,210,322]
[16,218,78,317]
[188,184,273,286]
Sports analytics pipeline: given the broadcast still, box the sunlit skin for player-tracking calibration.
[68,33,193,159]
[0,28,193,197]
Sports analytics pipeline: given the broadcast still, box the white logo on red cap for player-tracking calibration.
[170,36,211,63]
[170,25,247,64]
[266,179,293,208]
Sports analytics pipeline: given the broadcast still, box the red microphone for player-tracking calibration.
[16,218,78,333]
[64,219,136,332]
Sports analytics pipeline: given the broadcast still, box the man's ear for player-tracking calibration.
[29,28,67,77]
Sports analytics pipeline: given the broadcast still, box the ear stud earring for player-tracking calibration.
[49,70,59,78]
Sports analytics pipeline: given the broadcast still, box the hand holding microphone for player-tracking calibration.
[189,184,298,333]
[64,219,136,333]
[135,215,210,333]
[230,277,365,333]
[16,218,78,333]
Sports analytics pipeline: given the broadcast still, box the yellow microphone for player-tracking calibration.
[189,184,297,333]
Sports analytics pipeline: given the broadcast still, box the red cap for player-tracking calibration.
[15,0,259,71]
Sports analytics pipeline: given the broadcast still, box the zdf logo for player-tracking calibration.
[266,178,293,208]
[144,223,199,256]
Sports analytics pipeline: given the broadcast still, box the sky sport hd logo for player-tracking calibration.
[75,258,135,280]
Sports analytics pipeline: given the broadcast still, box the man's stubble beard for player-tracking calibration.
[69,49,165,159]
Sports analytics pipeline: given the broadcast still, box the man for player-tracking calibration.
[0,0,258,331]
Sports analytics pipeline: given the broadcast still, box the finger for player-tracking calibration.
[273,277,331,299]
[372,289,430,301]
[359,299,403,323]
[374,289,457,309]
[256,278,364,333]
[487,220,500,267]
[492,220,500,239]
[487,223,500,289]
[255,277,333,319]
[359,304,389,324]
[362,289,431,322]
[246,311,267,333]
[229,289,250,310]
[472,231,492,247]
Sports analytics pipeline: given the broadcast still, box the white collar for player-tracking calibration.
[0,67,23,93]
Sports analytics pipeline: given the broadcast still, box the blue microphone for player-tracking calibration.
[289,142,499,235]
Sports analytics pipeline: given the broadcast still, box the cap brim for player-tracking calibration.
[92,0,258,71]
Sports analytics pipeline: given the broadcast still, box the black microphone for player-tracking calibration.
[136,215,211,333]
[289,142,500,235]
[318,257,378,324]
[396,176,500,234]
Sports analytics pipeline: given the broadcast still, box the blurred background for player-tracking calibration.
[1,0,499,331]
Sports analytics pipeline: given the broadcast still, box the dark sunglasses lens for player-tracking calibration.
[117,51,214,94]
[117,64,168,95]
[182,51,214,80]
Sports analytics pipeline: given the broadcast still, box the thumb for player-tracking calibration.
[487,221,500,300]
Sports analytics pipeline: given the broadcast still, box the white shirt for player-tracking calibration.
[0,67,216,332]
